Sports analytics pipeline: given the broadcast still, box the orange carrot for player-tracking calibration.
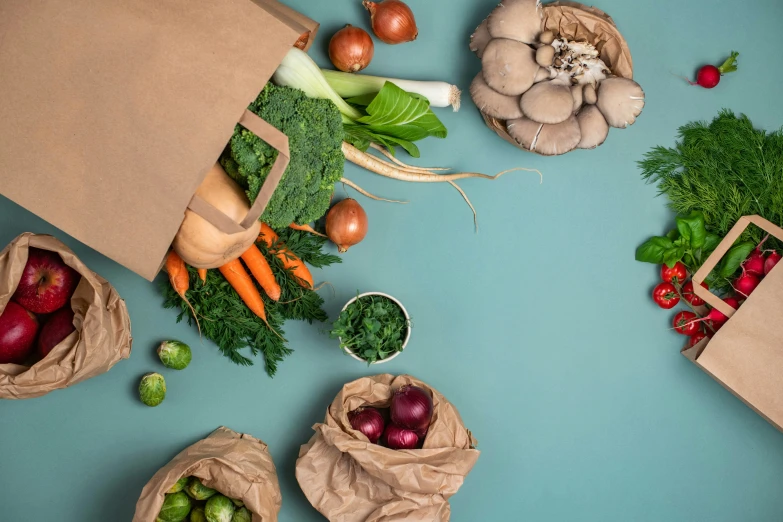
[219,258,267,321]
[167,251,200,333]
[240,244,281,301]
[289,222,327,238]
[197,268,207,283]
[258,223,314,289]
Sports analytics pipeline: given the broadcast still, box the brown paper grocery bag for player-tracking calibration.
[296,375,480,522]
[682,216,783,432]
[0,0,317,281]
[0,233,131,399]
[133,427,282,522]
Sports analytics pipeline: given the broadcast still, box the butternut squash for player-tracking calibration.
[172,164,261,269]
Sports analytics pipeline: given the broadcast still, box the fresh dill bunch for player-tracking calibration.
[639,109,783,248]
[162,228,340,374]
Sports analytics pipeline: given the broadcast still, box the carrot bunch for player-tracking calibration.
[167,223,314,328]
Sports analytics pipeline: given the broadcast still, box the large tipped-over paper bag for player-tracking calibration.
[0,0,318,281]
[683,215,783,432]
[133,427,282,522]
[296,374,480,521]
[0,233,131,400]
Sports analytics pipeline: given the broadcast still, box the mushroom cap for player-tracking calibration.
[470,73,523,120]
[570,84,584,113]
[596,77,645,128]
[577,105,609,149]
[481,38,539,96]
[535,45,555,67]
[469,19,492,59]
[535,115,581,155]
[534,67,555,83]
[583,83,597,104]
[506,116,543,151]
[539,30,555,45]
[487,0,542,44]
[519,79,573,124]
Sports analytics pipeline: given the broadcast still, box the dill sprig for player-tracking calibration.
[640,109,783,248]
[162,228,340,374]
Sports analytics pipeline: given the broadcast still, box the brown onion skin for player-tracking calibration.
[362,0,418,45]
[326,198,368,253]
[329,25,374,72]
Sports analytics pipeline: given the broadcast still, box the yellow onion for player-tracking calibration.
[329,25,374,72]
[362,0,418,45]
[326,198,368,253]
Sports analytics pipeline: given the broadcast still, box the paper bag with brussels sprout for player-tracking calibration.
[0,233,131,400]
[133,427,281,522]
[296,374,480,522]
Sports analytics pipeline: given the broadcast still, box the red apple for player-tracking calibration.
[0,302,39,364]
[12,248,80,314]
[37,307,76,358]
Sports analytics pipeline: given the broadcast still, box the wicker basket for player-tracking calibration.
[479,1,634,153]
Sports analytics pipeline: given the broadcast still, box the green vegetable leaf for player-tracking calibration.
[663,245,686,268]
[703,233,721,252]
[345,93,378,107]
[343,124,420,157]
[666,229,680,241]
[718,241,755,278]
[676,211,707,249]
[357,82,448,142]
[718,51,740,74]
[636,236,674,264]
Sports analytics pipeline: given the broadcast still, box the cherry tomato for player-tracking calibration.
[652,282,680,309]
[673,311,700,335]
[681,281,709,306]
[661,262,688,284]
[688,331,708,347]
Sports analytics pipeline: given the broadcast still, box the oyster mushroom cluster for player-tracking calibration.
[469,0,645,155]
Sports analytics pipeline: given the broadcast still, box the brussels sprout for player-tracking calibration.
[156,492,191,522]
[231,507,251,522]
[158,340,192,370]
[205,494,235,522]
[139,373,166,407]
[185,477,217,501]
[168,476,189,494]
[231,498,244,508]
[190,506,207,522]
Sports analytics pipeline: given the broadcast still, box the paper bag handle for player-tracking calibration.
[186,109,290,234]
[692,215,783,318]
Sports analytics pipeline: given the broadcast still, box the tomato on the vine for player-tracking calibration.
[652,282,680,309]
[688,331,708,347]
[661,262,688,284]
[673,311,699,335]
[682,281,709,306]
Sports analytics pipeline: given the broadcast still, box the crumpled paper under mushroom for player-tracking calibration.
[470,0,644,155]
[296,374,480,522]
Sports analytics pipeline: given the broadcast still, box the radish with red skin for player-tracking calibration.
[742,249,765,276]
[734,273,760,298]
[688,51,739,89]
[764,251,781,275]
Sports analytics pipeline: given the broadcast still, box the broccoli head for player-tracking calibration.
[221,84,344,228]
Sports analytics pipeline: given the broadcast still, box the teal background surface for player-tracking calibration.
[2,0,783,520]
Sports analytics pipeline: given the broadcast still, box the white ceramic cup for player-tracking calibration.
[338,292,411,364]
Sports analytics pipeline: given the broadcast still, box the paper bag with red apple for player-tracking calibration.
[0,233,131,399]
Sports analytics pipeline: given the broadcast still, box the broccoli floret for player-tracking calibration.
[221,84,344,229]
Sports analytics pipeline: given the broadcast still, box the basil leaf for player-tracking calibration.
[663,245,686,268]
[358,82,448,142]
[666,229,680,241]
[635,236,674,264]
[676,211,707,249]
[718,241,755,278]
[703,233,721,252]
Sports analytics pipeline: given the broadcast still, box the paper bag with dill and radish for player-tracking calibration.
[683,216,783,432]
[0,233,132,400]
[296,374,480,522]
[133,427,282,522]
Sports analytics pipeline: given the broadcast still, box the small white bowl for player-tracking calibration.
[338,292,411,364]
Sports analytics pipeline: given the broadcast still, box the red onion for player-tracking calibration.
[390,385,433,431]
[383,424,419,450]
[348,407,385,443]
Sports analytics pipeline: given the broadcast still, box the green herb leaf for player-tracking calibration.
[676,211,707,249]
[357,82,448,143]
[636,236,674,264]
[666,229,680,241]
[718,241,755,278]
[703,233,721,252]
